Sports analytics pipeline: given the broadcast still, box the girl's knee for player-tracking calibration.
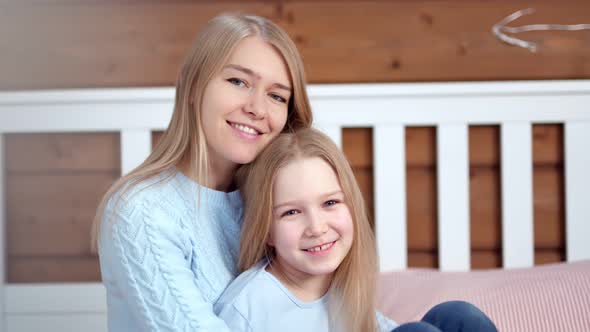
[392,321,442,332]
[422,300,497,332]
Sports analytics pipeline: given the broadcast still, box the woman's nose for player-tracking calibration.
[244,89,266,119]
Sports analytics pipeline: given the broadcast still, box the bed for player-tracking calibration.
[1,80,589,331]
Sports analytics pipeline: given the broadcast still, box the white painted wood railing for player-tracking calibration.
[1,80,589,331]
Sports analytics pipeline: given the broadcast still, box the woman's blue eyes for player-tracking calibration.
[270,94,287,103]
[227,78,246,87]
[226,78,288,104]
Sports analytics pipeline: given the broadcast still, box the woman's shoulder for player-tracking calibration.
[107,170,190,217]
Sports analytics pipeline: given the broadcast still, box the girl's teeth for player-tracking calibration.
[307,242,334,252]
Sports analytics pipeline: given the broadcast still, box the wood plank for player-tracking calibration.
[469,167,502,250]
[535,249,565,266]
[406,127,436,168]
[0,2,277,89]
[534,166,565,249]
[152,130,164,150]
[342,128,372,168]
[533,124,563,166]
[1,2,589,89]
[350,168,374,224]
[6,173,118,256]
[406,168,438,251]
[469,126,500,167]
[5,133,120,172]
[408,251,438,269]
[7,257,101,283]
[471,250,502,270]
[287,1,590,82]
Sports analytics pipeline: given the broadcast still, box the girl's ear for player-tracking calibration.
[267,233,275,247]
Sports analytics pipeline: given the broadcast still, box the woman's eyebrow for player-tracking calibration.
[224,64,291,91]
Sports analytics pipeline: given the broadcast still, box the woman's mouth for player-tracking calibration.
[228,121,261,135]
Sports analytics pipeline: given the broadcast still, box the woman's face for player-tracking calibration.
[200,36,291,172]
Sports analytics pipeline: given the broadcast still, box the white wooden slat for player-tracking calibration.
[0,134,5,332]
[5,284,106,313]
[1,83,590,133]
[0,103,172,133]
[311,94,590,127]
[501,123,534,268]
[121,129,152,176]
[374,125,407,271]
[5,284,106,332]
[437,124,470,271]
[565,121,590,262]
[314,124,342,149]
[6,314,106,332]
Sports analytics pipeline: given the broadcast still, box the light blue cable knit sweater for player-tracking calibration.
[98,169,243,332]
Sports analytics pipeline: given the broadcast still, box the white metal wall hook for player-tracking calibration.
[492,8,590,53]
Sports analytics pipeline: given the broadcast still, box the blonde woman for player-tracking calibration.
[215,128,497,332]
[93,13,312,331]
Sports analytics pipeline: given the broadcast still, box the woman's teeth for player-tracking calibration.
[306,242,334,252]
[232,123,259,135]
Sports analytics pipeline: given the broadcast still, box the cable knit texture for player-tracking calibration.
[99,169,243,332]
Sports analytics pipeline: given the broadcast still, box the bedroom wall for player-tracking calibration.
[1,0,589,282]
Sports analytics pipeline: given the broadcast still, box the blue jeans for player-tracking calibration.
[392,301,497,332]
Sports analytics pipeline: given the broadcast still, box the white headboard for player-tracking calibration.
[1,80,589,331]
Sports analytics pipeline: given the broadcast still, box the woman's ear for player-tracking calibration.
[267,234,275,247]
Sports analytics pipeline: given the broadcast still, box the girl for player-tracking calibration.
[216,127,393,331]
[215,128,498,332]
[93,13,312,331]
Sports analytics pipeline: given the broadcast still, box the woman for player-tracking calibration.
[93,13,312,331]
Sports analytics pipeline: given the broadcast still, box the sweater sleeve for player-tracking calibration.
[99,199,232,332]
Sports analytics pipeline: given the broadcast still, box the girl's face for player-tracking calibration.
[200,36,291,172]
[268,157,354,280]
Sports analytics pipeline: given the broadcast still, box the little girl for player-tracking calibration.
[214,128,497,332]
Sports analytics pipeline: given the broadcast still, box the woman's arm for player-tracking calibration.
[99,199,232,332]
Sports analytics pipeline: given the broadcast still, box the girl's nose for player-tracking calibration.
[305,211,328,237]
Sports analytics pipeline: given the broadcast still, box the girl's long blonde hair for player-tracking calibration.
[91,13,312,249]
[237,128,379,332]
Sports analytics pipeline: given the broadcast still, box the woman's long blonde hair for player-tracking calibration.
[91,13,312,249]
[237,128,379,332]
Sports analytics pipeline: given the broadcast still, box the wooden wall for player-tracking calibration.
[2,0,589,282]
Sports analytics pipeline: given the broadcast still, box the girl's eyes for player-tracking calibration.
[323,199,339,207]
[280,209,300,218]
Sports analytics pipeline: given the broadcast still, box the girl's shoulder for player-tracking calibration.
[214,261,268,310]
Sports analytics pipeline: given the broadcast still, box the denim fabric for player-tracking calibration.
[391,301,498,332]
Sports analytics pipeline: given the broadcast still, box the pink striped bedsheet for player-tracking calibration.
[377,260,590,332]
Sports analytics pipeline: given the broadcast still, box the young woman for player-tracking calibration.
[93,13,312,331]
[215,128,498,332]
